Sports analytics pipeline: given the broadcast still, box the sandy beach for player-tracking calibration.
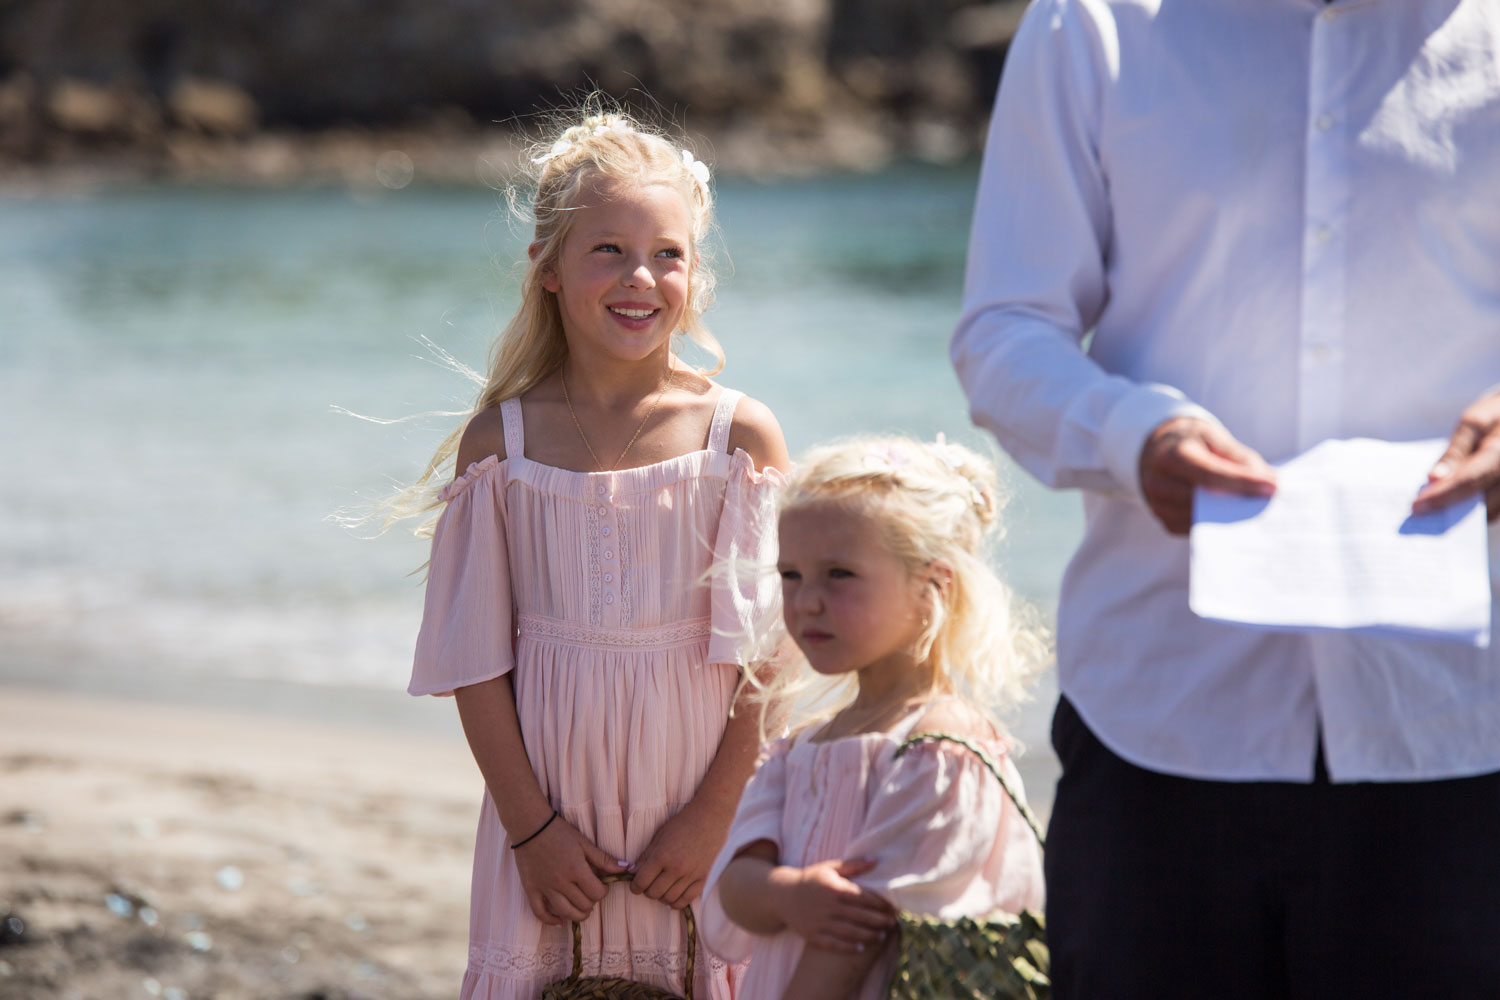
[0,685,479,1000]
[0,678,1058,1000]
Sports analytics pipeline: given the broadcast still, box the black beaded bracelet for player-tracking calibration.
[510,809,558,850]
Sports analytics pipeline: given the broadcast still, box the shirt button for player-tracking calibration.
[596,485,606,495]
[605,594,615,605]
[598,506,608,515]
[604,572,614,582]
[1316,114,1333,131]
[601,527,611,537]
[604,550,614,560]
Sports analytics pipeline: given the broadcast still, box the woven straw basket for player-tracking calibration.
[539,872,696,1000]
[886,733,1051,1000]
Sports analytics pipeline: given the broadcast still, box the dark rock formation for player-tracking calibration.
[0,0,1024,183]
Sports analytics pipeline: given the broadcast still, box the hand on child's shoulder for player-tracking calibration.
[455,406,509,474]
[725,394,789,472]
[909,699,999,745]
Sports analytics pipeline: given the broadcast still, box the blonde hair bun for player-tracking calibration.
[766,434,1048,727]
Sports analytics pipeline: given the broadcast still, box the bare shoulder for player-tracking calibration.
[454,406,508,474]
[910,699,999,745]
[724,393,790,472]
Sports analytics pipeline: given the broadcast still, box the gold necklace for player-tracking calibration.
[560,364,674,472]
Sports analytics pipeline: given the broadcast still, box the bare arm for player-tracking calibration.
[779,942,888,1000]
[717,842,893,950]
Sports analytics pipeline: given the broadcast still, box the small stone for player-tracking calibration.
[343,912,367,932]
[180,914,203,931]
[281,945,299,964]
[163,988,188,1000]
[215,866,244,891]
[138,907,159,927]
[0,959,12,976]
[106,894,134,918]
[184,931,213,952]
[142,978,161,996]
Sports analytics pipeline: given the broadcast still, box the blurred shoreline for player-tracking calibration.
[0,116,983,198]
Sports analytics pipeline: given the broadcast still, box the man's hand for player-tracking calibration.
[1413,392,1500,521]
[1138,417,1277,535]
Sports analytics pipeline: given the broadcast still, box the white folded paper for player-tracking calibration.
[1190,438,1491,647]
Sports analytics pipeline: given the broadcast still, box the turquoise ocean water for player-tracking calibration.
[0,166,1081,761]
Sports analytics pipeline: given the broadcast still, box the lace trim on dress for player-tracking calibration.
[517,613,712,650]
[617,507,635,627]
[587,502,604,626]
[468,943,730,981]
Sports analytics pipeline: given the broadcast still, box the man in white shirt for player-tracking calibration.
[953,0,1500,995]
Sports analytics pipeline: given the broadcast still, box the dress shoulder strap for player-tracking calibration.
[707,388,743,454]
[499,397,525,459]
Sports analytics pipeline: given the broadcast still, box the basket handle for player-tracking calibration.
[560,870,697,1000]
[895,732,1047,851]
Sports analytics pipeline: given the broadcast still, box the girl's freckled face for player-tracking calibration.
[777,502,927,678]
[542,177,693,363]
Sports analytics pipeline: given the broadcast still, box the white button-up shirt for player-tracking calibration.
[953,0,1500,782]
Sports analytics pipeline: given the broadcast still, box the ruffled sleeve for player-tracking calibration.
[698,737,792,962]
[847,740,1045,919]
[707,450,788,670]
[409,457,515,697]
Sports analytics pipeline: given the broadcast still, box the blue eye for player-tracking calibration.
[658,246,685,259]
[594,243,621,253]
[779,569,801,582]
[829,568,854,579]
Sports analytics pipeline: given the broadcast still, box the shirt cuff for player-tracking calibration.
[1099,382,1219,500]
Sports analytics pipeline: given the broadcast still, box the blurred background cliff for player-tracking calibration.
[0,0,1026,187]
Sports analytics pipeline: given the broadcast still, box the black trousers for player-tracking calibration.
[1046,696,1500,999]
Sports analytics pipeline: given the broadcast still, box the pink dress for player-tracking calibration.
[410,389,782,1000]
[699,708,1046,1000]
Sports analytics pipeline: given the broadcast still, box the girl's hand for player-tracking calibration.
[770,858,896,953]
[631,802,727,910]
[512,815,625,925]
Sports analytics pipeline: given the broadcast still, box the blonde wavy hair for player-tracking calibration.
[750,434,1050,736]
[376,103,724,533]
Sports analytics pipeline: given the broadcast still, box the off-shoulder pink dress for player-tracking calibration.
[411,389,782,1000]
[699,708,1046,1000]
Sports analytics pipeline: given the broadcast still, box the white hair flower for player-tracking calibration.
[531,139,572,165]
[681,149,711,186]
[594,120,632,137]
[863,443,911,474]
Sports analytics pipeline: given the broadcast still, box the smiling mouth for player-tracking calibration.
[609,306,657,319]
[801,629,834,643]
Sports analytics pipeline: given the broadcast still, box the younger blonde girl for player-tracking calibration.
[700,435,1047,1000]
[408,108,788,999]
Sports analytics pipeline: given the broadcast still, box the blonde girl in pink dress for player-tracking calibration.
[407,110,789,999]
[701,435,1048,1000]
